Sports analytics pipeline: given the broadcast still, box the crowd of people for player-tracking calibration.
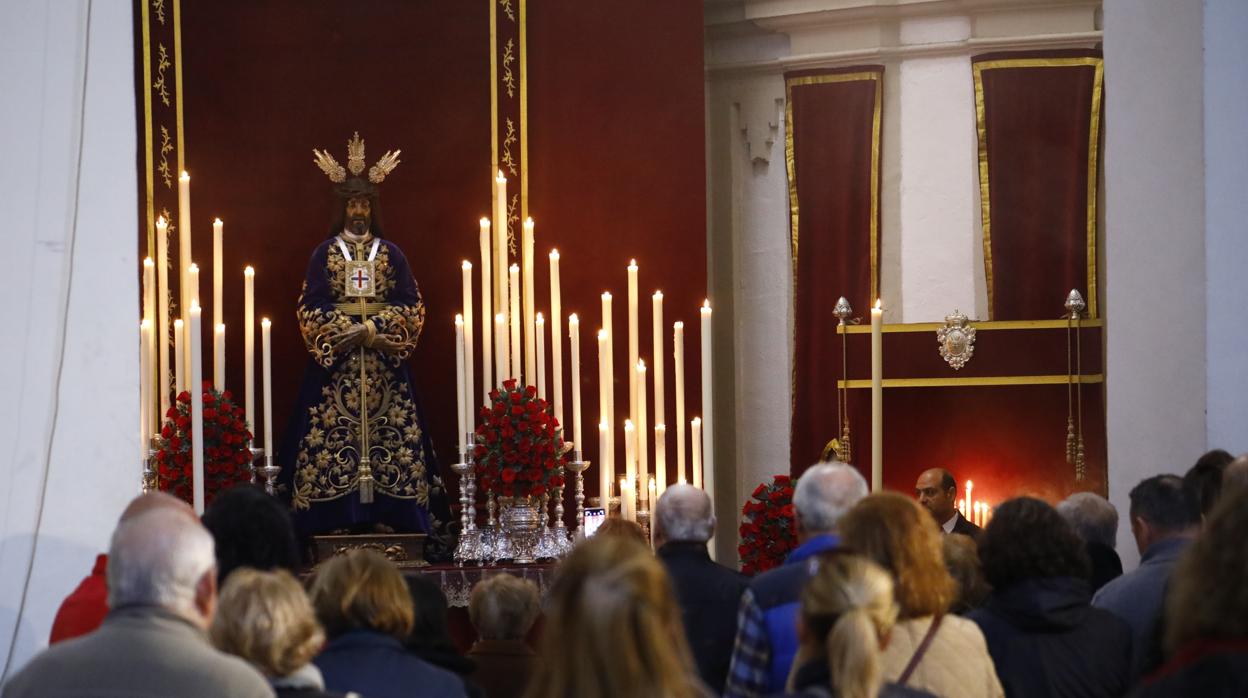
[5,451,1248,697]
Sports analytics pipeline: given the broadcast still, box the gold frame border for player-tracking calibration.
[140,0,155,255]
[520,0,528,222]
[973,57,1104,319]
[837,317,1104,334]
[489,0,499,176]
[838,374,1104,389]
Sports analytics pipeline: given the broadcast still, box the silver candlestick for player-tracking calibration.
[564,455,590,534]
[248,444,264,485]
[452,439,483,564]
[259,453,280,497]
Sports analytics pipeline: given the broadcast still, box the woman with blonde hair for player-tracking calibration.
[783,554,934,698]
[211,567,351,697]
[309,549,467,698]
[840,493,1003,698]
[523,534,710,698]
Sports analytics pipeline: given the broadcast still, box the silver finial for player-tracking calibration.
[1064,289,1086,318]
[833,297,853,324]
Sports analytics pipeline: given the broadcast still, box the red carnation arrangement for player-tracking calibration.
[155,382,254,505]
[738,474,798,576]
[473,379,566,500]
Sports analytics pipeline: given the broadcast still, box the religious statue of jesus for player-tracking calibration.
[277,132,448,537]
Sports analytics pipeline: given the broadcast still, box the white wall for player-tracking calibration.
[1203,0,1248,455]
[1102,0,1208,568]
[0,0,138,678]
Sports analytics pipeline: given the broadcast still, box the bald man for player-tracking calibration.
[915,468,981,538]
[49,492,197,644]
[655,484,747,694]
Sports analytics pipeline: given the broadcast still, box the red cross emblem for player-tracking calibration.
[352,268,370,290]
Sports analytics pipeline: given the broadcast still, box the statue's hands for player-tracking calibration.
[369,334,405,355]
[330,323,369,352]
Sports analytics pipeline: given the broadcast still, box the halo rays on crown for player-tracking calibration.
[312,131,401,184]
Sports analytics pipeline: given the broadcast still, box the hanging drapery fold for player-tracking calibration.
[785,66,883,471]
[973,49,1104,320]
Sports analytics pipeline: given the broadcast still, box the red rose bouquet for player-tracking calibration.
[155,382,254,505]
[738,474,797,576]
[473,379,566,499]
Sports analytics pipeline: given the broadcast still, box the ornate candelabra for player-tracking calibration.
[258,452,280,496]
[564,454,590,536]
[141,437,161,493]
[452,437,483,564]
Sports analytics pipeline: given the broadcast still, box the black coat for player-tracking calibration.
[951,511,983,538]
[970,576,1133,698]
[1129,641,1248,698]
[656,540,748,694]
[1085,542,1123,593]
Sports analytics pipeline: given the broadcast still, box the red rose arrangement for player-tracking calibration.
[473,379,566,500]
[738,474,797,576]
[155,382,253,505]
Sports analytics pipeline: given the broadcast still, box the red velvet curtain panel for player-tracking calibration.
[786,67,883,471]
[973,50,1104,320]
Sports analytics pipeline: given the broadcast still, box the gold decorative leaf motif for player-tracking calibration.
[154,44,171,107]
[158,126,174,189]
[499,0,515,22]
[502,39,517,99]
[501,118,518,176]
[152,0,166,25]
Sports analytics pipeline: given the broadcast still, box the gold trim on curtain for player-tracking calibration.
[973,57,1104,319]
[784,71,883,301]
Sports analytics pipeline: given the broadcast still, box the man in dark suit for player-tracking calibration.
[654,483,747,694]
[915,468,982,538]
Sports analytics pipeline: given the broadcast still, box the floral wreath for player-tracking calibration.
[738,474,797,576]
[473,379,566,499]
[155,383,253,506]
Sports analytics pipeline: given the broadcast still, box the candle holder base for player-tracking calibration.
[258,456,280,497]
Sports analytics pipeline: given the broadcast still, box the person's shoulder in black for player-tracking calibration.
[657,540,748,693]
[951,511,982,539]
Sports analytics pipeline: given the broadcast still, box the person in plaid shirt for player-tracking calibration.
[724,462,869,697]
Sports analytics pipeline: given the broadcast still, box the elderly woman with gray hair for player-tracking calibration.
[466,573,541,698]
[1056,492,1123,592]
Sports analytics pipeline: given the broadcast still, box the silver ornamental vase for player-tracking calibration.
[498,494,543,564]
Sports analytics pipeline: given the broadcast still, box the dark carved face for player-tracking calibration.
[345,196,371,235]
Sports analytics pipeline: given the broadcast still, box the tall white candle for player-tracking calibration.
[261,318,273,460]
[535,313,546,399]
[569,314,582,448]
[599,421,609,508]
[523,218,536,385]
[140,320,152,452]
[549,250,564,428]
[174,319,186,394]
[621,476,635,522]
[243,266,255,438]
[636,361,648,508]
[598,330,610,500]
[494,172,508,319]
[156,216,170,418]
[601,293,615,482]
[965,480,974,520]
[461,261,475,427]
[627,261,639,428]
[214,324,225,391]
[494,313,508,384]
[655,424,667,497]
[871,299,883,491]
[186,264,200,382]
[143,258,156,437]
[674,321,686,484]
[509,264,521,381]
[479,219,494,396]
[652,292,664,427]
[624,419,637,520]
[178,172,192,343]
[700,301,715,504]
[212,218,223,333]
[455,315,467,456]
[189,304,205,515]
[691,417,703,489]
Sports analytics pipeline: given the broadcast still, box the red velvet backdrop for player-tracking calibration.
[527,1,707,496]
[786,67,883,473]
[974,49,1103,320]
[154,1,705,501]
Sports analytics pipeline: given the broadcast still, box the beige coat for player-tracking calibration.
[880,614,1004,698]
